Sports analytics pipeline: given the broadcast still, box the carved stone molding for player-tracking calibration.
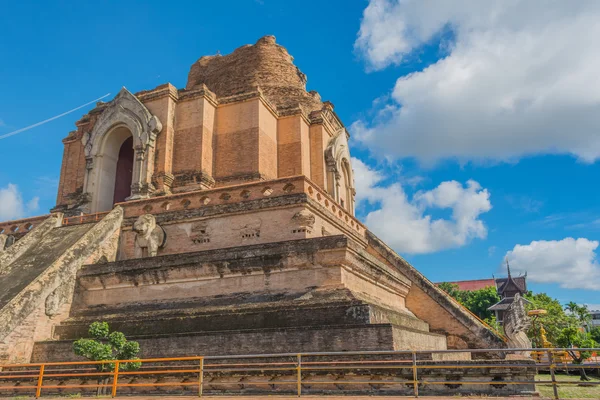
[292,210,315,234]
[236,219,262,241]
[324,128,356,215]
[81,88,163,212]
[190,222,210,244]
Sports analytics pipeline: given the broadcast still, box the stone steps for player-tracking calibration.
[55,298,432,341]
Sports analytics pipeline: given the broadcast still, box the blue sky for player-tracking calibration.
[1,0,598,307]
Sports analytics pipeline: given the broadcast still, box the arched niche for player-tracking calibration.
[325,128,356,215]
[90,126,133,212]
[81,88,162,213]
[113,136,134,205]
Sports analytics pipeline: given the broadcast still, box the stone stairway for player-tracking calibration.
[0,208,124,363]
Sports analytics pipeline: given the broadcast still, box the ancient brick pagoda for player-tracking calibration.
[0,36,506,364]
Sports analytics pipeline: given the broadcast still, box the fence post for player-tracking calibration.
[35,364,45,398]
[297,354,302,397]
[547,350,559,400]
[412,351,419,398]
[111,361,120,398]
[198,357,204,397]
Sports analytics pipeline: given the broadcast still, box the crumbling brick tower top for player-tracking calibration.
[53,35,356,216]
[187,35,324,115]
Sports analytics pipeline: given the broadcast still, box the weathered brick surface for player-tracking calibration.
[144,85,177,194]
[277,115,311,177]
[309,124,328,190]
[171,95,214,190]
[365,231,506,351]
[51,36,352,214]
[33,324,398,361]
[29,234,444,362]
[0,214,62,269]
[113,176,366,252]
[187,36,323,114]
[0,209,123,363]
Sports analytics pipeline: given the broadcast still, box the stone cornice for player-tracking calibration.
[113,175,364,237]
[277,105,311,125]
[79,234,351,276]
[217,86,280,119]
[62,131,80,144]
[177,84,219,107]
[136,83,179,103]
[310,106,345,136]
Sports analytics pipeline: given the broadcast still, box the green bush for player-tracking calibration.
[73,322,141,372]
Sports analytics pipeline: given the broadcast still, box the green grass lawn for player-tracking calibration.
[536,372,600,399]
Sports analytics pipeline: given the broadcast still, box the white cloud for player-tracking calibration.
[505,238,600,290]
[354,157,492,254]
[0,184,39,221]
[354,0,600,164]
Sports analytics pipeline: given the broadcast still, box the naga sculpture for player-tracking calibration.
[0,234,7,253]
[133,214,166,258]
[503,293,532,355]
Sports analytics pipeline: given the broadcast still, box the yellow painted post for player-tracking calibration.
[412,352,419,398]
[297,354,302,397]
[111,361,120,398]
[198,357,204,397]
[547,350,559,400]
[35,364,45,398]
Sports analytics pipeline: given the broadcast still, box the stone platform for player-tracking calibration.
[32,235,448,362]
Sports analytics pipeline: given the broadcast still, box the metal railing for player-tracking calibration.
[0,348,598,399]
[62,212,109,226]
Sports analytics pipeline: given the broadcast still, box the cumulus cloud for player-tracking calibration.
[0,184,39,221]
[505,238,600,290]
[354,0,600,164]
[354,157,492,254]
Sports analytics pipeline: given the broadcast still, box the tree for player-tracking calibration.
[438,282,461,299]
[556,327,598,381]
[565,302,592,328]
[483,314,503,333]
[73,322,141,394]
[524,292,577,346]
[590,326,600,343]
[565,301,579,314]
[438,283,500,321]
[459,286,501,321]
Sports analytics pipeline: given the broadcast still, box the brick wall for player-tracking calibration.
[51,38,355,218]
